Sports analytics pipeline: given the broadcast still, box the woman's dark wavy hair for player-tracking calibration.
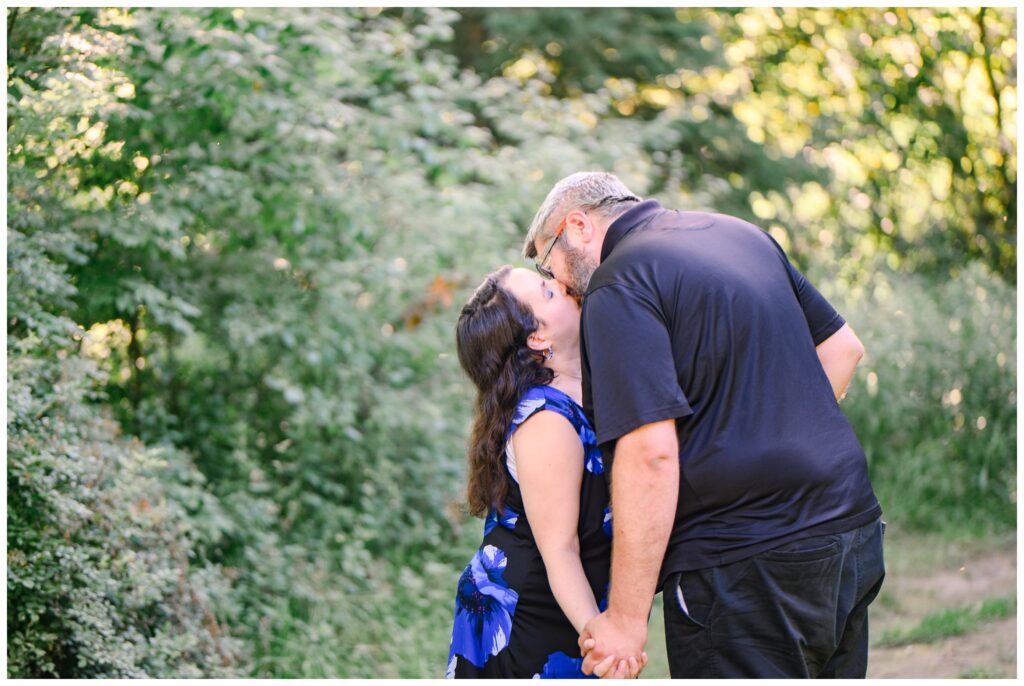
[456,265,554,518]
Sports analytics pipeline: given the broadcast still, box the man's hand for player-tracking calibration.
[579,610,649,678]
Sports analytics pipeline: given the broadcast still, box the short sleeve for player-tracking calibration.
[582,284,693,446]
[765,234,845,345]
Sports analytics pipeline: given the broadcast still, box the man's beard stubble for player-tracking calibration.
[562,241,597,302]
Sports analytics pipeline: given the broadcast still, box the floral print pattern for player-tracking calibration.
[448,385,610,677]
[448,545,519,669]
[484,507,519,536]
[533,650,595,679]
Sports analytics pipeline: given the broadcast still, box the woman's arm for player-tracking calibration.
[512,411,599,635]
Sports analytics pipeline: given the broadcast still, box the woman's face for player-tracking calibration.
[503,267,580,353]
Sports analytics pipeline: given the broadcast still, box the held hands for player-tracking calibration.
[579,611,649,679]
[585,651,647,679]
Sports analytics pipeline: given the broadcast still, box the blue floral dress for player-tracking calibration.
[447,385,612,679]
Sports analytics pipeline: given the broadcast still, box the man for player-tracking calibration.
[522,171,884,679]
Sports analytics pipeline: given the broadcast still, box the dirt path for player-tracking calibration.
[869,618,1016,678]
[867,537,1017,678]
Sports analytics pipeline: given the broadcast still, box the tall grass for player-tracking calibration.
[837,263,1016,534]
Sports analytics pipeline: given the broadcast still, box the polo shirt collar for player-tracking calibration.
[600,199,664,263]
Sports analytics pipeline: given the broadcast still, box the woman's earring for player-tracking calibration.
[544,347,554,361]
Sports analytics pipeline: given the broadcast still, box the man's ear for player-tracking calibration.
[566,209,596,244]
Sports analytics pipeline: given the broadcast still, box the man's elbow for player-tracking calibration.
[633,447,676,472]
[824,324,865,364]
[849,330,865,363]
[850,334,865,363]
[617,423,679,472]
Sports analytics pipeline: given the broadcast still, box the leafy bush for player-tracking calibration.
[828,261,1016,533]
[7,252,243,679]
[7,11,242,675]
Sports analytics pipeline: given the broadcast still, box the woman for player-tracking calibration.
[446,266,646,679]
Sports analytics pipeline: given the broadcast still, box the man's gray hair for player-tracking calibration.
[522,172,641,259]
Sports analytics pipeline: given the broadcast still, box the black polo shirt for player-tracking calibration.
[580,200,881,586]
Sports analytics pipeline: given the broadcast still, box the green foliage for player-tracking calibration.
[6,346,244,676]
[7,6,1016,678]
[448,8,826,235]
[7,9,243,676]
[712,8,1017,280]
[8,6,584,677]
[877,596,1016,647]
[449,7,1017,279]
[836,262,1016,533]
[451,8,721,97]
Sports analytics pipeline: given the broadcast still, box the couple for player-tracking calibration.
[446,172,885,679]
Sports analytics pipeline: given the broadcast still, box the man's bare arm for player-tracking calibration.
[816,323,865,401]
[580,418,678,676]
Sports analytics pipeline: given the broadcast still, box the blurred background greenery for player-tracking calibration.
[6,7,1016,677]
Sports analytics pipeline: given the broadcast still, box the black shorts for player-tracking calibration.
[663,517,886,678]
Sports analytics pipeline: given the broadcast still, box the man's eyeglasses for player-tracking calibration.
[534,217,567,280]
[532,195,639,279]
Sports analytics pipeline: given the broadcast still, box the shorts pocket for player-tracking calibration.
[663,571,718,677]
[665,570,714,630]
[758,535,842,563]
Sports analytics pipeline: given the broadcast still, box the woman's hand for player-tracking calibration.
[579,610,649,678]
[590,651,648,679]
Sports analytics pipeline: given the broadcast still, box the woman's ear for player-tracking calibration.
[526,330,548,353]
